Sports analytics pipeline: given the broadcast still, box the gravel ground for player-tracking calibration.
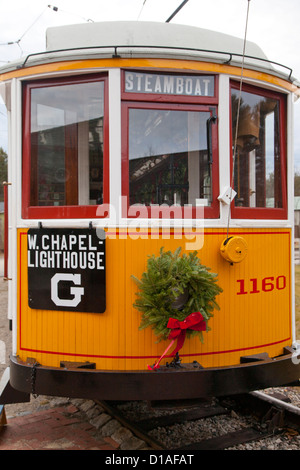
[115,387,300,450]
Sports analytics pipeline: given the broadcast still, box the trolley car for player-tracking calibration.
[1,21,300,403]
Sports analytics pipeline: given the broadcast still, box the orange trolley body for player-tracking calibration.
[1,21,300,402]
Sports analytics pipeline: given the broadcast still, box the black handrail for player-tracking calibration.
[206,112,217,165]
[17,44,294,81]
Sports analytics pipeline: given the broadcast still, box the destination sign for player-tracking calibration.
[27,227,106,313]
[124,71,215,97]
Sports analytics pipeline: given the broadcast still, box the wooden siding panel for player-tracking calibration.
[17,228,292,370]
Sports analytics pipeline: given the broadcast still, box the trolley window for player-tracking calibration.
[121,72,219,219]
[230,81,287,219]
[22,74,108,219]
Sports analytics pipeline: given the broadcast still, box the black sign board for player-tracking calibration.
[27,227,106,313]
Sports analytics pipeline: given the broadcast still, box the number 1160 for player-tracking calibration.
[236,276,286,295]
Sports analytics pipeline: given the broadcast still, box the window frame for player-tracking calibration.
[121,70,219,219]
[229,80,287,220]
[22,73,109,219]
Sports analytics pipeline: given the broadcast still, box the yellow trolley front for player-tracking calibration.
[0,21,299,402]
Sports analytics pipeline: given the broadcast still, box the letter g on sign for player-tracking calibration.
[51,273,84,307]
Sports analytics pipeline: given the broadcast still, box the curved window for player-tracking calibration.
[230,81,287,219]
[22,74,108,219]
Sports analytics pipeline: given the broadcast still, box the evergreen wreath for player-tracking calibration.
[132,247,223,343]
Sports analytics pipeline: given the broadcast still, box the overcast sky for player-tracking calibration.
[0,0,300,167]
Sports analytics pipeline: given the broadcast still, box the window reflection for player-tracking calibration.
[30,81,104,207]
[231,86,281,208]
[128,108,212,207]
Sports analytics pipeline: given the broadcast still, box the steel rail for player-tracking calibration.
[250,390,300,416]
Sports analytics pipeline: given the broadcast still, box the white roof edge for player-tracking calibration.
[46,21,267,60]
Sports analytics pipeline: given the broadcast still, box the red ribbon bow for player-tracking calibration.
[148,312,206,370]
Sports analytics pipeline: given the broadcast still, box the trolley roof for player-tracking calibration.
[0,21,298,84]
[46,20,263,58]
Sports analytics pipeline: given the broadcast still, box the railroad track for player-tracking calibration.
[96,388,300,450]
